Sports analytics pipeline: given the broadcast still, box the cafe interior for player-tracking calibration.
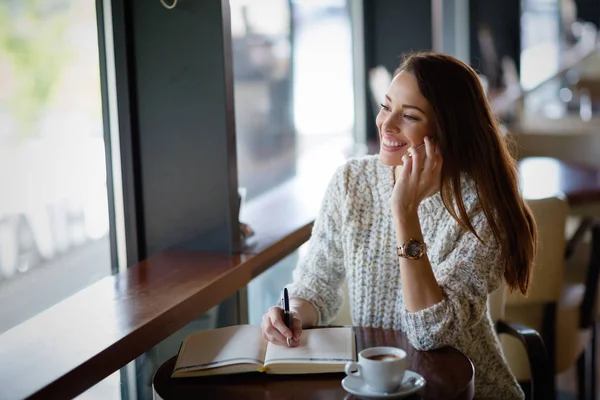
[1,0,600,399]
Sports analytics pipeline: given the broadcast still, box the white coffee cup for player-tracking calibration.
[344,346,408,393]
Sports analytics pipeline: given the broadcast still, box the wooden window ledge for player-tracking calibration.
[0,174,331,400]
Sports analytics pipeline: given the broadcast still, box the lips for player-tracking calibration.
[381,134,407,152]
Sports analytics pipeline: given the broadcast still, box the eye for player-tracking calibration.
[380,103,391,112]
[404,114,419,121]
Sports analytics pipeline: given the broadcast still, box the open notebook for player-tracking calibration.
[171,325,356,378]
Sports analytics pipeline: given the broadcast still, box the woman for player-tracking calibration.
[261,52,536,399]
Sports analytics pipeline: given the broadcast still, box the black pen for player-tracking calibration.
[283,287,291,347]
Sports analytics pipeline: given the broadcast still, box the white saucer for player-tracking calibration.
[341,370,426,399]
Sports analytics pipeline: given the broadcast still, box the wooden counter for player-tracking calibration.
[0,174,331,400]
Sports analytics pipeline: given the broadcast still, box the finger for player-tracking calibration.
[262,329,278,345]
[263,311,288,343]
[433,155,443,173]
[399,154,411,180]
[407,147,421,182]
[423,137,435,173]
[261,314,274,340]
[264,323,288,345]
[292,317,303,341]
[413,142,427,155]
[434,144,443,169]
[262,314,283,344]
[269,307,293,338]
[261,313,270,330]
[264,331,287,346]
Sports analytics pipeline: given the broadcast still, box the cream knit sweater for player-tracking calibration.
[286,155,524,399]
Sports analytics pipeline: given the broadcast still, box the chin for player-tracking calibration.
[378,150,403,167]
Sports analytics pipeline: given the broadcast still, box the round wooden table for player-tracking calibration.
[153,327,474,400]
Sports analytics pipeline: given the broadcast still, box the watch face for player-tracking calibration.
[406,241,423,258]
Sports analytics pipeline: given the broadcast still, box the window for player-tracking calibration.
[231,0,355,202]
[230,0,295,201]
[0,0,112,334]
[244,0,356,325]
[80,1,358,397]
[520,0,563,118]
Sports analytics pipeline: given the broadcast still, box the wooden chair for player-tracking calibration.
[503,195,598,400]
[490,284,554,400]
[564,217,600,400]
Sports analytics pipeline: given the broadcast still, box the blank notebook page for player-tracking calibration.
[264,327,354,364]
[176,325,267,370]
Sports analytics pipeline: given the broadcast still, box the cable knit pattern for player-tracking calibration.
[286,155,524,399]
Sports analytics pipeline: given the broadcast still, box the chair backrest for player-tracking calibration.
[506,195,568,306]
[501,195,583,379]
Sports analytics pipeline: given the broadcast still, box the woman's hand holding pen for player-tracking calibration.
[391,136,443,220]
[261,306,303,347]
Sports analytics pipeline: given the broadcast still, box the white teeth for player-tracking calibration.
[383,138,405,147]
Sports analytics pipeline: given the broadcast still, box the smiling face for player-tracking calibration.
[376,71,437,166]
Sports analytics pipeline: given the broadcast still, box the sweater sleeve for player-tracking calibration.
[285,165,346,325]
[402,211,504,351]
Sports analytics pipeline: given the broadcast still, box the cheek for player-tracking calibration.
[404,124,433,143]
[375,113,384,131]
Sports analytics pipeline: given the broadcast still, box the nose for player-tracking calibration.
[381,114,400,134]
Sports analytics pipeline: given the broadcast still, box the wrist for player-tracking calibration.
[393,208,419,225]
[290,298,318,327]
[393,211,423,246]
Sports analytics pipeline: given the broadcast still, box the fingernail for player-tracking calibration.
[286,337,291,347]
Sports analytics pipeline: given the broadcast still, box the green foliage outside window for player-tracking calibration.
[0,0,71,141]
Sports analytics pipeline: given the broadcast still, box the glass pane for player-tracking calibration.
[293,0,354,138]
[103,2,357,398]
[246,0,355,326]
[519,0,600,121]
[232,0,354,202]
[248,246,302,325]
[231,0,295,201]
[0,0,112,336]
[520,0,561,90]
[292,0,355,179]
[75,370,124,400]
[519,0,565,118]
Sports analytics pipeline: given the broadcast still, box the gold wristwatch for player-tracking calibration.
[397,238,427,260]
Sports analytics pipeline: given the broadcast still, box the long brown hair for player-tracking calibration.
[396,52,536,294]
